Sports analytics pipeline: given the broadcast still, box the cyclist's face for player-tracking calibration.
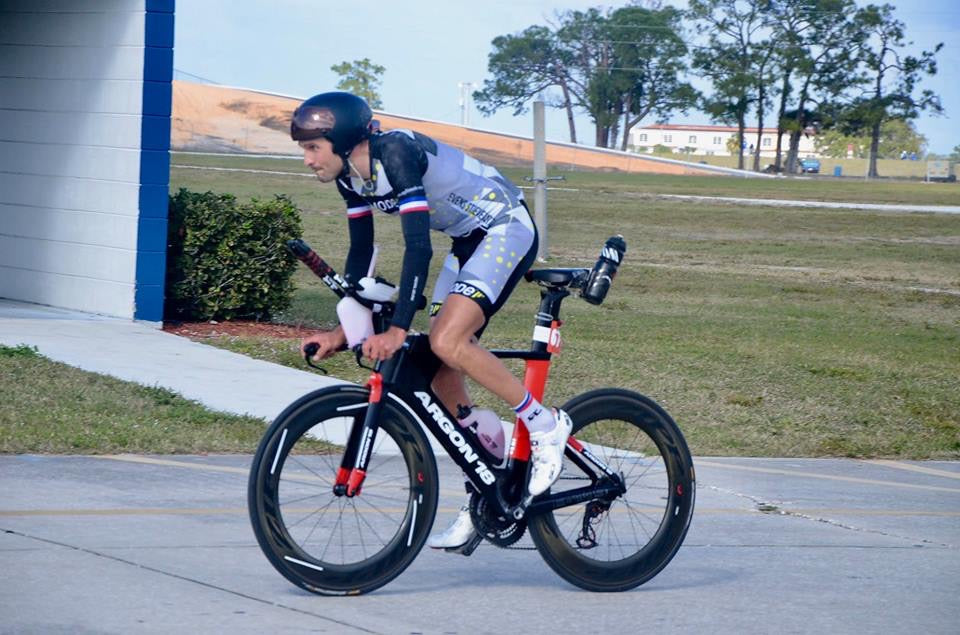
[300,138,342,182]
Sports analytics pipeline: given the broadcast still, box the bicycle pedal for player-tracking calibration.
[445,532,483,557]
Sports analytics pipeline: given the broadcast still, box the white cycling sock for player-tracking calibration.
[512,391,555,433]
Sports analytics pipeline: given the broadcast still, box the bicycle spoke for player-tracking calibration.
[284,496,337,531]
[351,497,394,546]
[353,500,368,559]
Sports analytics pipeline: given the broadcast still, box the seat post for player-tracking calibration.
[530,287,570,354]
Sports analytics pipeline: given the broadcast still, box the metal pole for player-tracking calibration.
[533,98,547,261]
[458,82,475,127]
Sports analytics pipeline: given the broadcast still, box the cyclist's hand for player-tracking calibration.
[362,326,407,361]
[301,328,346,360]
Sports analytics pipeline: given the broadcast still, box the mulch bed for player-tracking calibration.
[163,320,317,339]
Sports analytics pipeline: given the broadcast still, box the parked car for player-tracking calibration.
[799,158,821,173]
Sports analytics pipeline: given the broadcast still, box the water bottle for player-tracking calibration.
[581,235,627,305]
[336,297,374,348]
[335,277,398,348]
[456,405,506,461]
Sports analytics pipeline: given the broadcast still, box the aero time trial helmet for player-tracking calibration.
[290,92,373,157]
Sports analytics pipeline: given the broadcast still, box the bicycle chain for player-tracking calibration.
[484,476,598,550]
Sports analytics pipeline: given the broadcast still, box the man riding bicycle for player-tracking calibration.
[294,92,572,551]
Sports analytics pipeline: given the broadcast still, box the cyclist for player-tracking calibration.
[294,92,572,551]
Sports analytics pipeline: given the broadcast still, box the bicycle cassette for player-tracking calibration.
[469,490,526,548]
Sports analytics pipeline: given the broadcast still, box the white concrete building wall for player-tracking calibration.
[629,125,819,158]
[0,0,173,321]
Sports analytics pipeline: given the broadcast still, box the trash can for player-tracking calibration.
[833,165,842,177]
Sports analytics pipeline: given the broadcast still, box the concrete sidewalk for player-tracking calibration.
[0,299,343,423]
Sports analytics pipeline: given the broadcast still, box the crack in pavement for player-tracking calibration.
[697,483,956,549]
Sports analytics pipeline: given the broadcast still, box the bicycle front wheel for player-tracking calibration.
[528,388,695,592]
[248,385,438,595]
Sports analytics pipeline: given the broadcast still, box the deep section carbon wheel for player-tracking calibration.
[528,389,695,592]
[248,386,438,595]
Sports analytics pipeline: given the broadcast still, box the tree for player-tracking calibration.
[815,119,927,158]
[950,145,960,162]
[689,0,769,170]
[470,10,587,147]
[607,5,698,151]
[330,58,385,109]
[473,25,581,143]
[780,0,863,174]
[556,7,619,147]
[845,4,942,178]
[475,6,696,149]
[767,0,820,171]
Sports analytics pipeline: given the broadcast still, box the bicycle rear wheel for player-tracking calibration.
[248,385,438,595]
[528,388,695,592]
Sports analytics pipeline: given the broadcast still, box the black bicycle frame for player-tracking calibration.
[333,284,626,520]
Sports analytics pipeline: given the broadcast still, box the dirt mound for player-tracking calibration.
[172,81,715,176]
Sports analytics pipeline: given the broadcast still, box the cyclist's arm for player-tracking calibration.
[391,209,431,330]
[336,178,375,284]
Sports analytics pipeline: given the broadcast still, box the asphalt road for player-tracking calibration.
[2,454,958,634]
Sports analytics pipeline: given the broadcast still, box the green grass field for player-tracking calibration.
[683,153,951,180]
[4,153,956,458]
[161,154,960,459]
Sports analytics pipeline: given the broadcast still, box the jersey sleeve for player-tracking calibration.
[374,133,433,329]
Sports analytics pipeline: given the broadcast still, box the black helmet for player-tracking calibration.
[291,92,373,156]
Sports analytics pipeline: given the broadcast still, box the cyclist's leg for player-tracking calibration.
[426,252,484,551]
[429,209,538,408]
[429,209,571,496]
[428,252,472,414]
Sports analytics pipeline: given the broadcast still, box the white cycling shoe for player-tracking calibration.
[527,408,573,497]
[426,503,478,549]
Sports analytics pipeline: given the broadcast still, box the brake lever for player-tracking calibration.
[302,342,328,374]
[353,344,377,371]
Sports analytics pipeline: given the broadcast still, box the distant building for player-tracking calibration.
[627,124,819,158]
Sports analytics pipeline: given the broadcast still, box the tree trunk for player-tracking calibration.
[753,83,766,172]
[786,130,801,174]
[737,110,746,170]
[774,71,791,170]
[868,120,881,178]
[595,124,609,148]
[610,102,622,151]
[620,96,632,151]
[560,80,577,144]
[867,62,885,179]
[785,81,811,174]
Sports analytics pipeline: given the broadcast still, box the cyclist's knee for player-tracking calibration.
[429,327,467,368]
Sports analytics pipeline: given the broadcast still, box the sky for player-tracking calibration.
[173,0,960,154]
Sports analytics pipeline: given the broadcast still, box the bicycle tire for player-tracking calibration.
[528,388,695,592]
[248,385,439,595]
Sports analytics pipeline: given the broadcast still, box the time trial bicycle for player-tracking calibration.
[247,238,695,595]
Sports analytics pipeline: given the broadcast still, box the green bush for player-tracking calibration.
[165,189,302,321]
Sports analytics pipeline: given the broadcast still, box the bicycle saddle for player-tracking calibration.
[525,268,589,287]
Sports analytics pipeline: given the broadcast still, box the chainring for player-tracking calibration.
[469,490,526,548]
